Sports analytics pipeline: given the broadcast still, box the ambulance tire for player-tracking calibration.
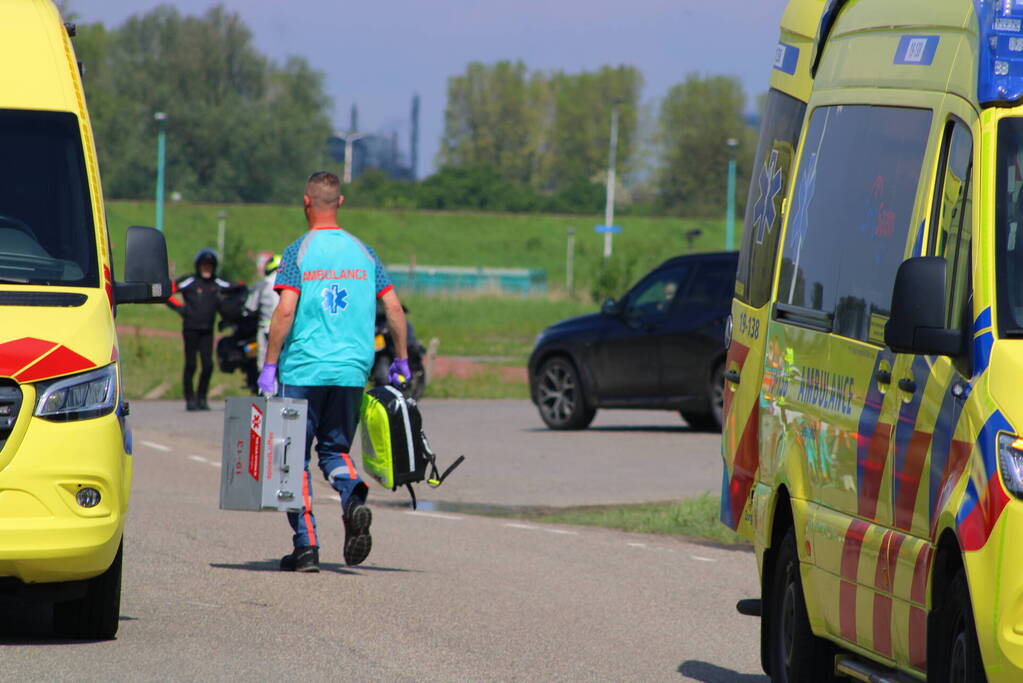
[931,569,985,683]
[535,357,595,430]
[53,540,122,640]
[768,528,838,682]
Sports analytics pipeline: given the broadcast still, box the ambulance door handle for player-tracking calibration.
[875,369,891,386]
[724,369,741,384]
[898,378,917,394]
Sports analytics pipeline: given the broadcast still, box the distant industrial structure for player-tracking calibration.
[327,95,420,183]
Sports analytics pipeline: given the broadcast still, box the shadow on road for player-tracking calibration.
[522,425,694,434]
[210,560,417,575]
[0,601,93,644]
[677,660,768,682]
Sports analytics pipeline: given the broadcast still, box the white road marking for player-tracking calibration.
[503,523,538,530]
[627,542,647,548]
[544,528,578,535]
[690,555,717,563]
[405,511,462,521]
[186,601,219,608]
[208,461,221,468]
[140,440,171,452]
[188,455,208,464]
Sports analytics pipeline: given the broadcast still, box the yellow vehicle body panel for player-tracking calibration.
[0,0,126,586]
[724,0,1023,679]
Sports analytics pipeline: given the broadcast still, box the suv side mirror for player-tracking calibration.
[884,257,963,356]
[601,297,623,316]
[114,225,171,304]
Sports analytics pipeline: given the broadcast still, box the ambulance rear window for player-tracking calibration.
[0,110,97,288]
[777,105,931,343]
[735,89,806,308]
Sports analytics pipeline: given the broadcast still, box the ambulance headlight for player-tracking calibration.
[997,433,1023,497]
[34,365,117,422]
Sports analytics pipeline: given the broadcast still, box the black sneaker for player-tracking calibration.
[197,398,210,411]
[186,399,199,412]
[280,546,319,572]
[343,504,372,566]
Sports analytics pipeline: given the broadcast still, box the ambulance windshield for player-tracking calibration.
[997,117,1023,334]
[0,110,98,288]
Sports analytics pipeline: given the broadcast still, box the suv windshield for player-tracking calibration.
[0,110,97,287]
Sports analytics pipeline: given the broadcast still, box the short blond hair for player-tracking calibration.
[305,171,341,209]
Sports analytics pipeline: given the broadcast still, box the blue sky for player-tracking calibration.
[82,1,789,176]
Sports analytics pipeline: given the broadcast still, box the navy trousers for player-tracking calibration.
[279,384,368,549]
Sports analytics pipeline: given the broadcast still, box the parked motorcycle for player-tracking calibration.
[372,302,427,400]
[216,285,260,394]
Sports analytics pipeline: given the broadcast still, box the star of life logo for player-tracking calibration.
[752,149,783,245]
[322,284,349,315]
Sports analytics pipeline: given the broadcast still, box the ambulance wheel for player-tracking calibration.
[53,540,122,640]
[536,357,595,430]
[931,569,985,683]
[767,528,837,682]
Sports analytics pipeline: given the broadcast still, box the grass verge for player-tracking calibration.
[530,493,747,546]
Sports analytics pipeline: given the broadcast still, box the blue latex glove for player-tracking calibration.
[257,362,278,395]
[388,358,411,388]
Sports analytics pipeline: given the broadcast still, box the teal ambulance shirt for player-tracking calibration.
[273,227,393,387]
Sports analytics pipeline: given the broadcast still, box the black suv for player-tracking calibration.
[528,252,737,431]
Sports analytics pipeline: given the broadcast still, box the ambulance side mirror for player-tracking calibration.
[885,257,964,357]
[114,225,172,304]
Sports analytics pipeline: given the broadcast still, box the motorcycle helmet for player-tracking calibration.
[195,248,218,271]
[264,253,282,276]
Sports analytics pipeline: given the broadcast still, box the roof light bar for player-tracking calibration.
[977,0,1023,105]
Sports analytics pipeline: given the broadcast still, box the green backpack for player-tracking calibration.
[360,385,464,508]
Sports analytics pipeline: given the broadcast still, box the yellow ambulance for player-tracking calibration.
[0,0,169,638]
[723,0,1023,679]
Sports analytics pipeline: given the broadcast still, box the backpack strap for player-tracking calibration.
[421,430,465,487]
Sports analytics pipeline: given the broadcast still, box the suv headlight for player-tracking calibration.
[35,364,117,422]
[998,433,1023,498]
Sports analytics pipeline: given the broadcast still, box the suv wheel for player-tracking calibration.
[681,364,724,432]
[535,357,595,430]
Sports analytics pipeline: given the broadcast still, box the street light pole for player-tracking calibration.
[333,131,369,184]
[725,137,739,251]
[217,211,227,259]
[603,103,620,260]
[154,112,167,232]
[566,227,576,295]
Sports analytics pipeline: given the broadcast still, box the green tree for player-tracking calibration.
[438,61,551,186]
[545,66,642,192]
[656,73,756,217]
[70,4,332,204]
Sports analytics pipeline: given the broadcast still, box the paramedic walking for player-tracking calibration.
[258,171,409,573]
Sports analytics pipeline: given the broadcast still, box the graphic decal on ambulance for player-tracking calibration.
[0,337,96,382]
[855,349,894,520]
[837,522,933,670]
[721,337,759,530]
[891,356,931,531]
[957,411,1011,551]
[973,307,994,376]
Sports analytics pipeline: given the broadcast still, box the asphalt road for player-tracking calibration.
[1,399,766,682]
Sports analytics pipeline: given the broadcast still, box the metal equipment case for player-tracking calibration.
[220,396,306,512]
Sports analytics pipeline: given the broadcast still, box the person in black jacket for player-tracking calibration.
[166,249,232,411]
